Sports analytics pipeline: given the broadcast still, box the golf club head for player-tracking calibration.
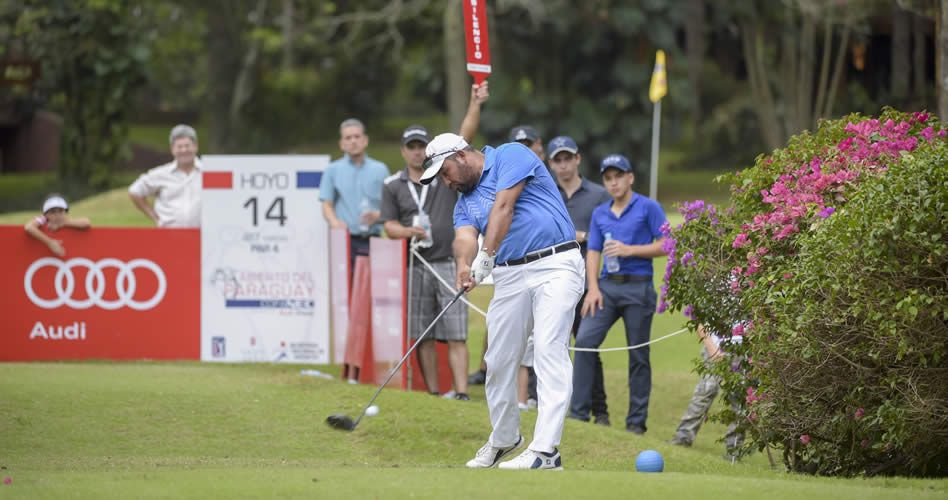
[326,414,356,431]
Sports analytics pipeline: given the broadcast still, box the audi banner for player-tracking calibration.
[0,226,200,361]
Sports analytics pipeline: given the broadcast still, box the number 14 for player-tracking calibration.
[243,197,287,226]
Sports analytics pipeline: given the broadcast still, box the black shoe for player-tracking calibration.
[455,393,470,401]
[593,414,611,426]
[626,424,646,435]
[467,369,486,385]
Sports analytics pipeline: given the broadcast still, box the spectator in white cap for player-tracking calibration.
[24,193,91,256]
[128,124,202,227]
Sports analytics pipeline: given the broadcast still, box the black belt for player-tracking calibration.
[350,234,378,241]
[606,274,652,283]
[498,241,580,267]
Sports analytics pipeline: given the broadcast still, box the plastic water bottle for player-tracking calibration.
[358,198,370,234]
[300,369,333,379]
[604,232,620,273]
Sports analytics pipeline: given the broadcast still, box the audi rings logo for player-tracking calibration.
[24,257,167,310]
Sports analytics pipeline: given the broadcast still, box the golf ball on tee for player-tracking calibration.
[365,405,379,417]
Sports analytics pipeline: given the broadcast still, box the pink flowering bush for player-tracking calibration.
[661,109,948,476]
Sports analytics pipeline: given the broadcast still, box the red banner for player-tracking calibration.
[0,226,200,361]
[464,0,491,84]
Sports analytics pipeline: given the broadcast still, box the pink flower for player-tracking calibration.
[860,439,868,447]
[732,324,745,336]
[855,408,864,420]
[732,233,749,248]
[749,413,757,421]
[800,435,810,445]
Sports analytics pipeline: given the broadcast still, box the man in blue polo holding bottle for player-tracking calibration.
[569,154,667,435]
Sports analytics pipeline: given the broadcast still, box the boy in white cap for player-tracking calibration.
[24,194,91,256]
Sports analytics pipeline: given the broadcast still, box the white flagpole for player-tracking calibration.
[649,98,661,200]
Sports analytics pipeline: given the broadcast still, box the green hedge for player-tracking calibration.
[661,108,948,476]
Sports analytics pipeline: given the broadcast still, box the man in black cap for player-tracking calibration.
[379,82,488,400]
[509,125,545,161]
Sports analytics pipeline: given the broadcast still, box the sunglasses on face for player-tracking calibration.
[422,149,460,170]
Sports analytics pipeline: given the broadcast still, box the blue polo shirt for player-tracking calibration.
[318,154,389,235]
[454,143,575,264]
[587,193,666,277]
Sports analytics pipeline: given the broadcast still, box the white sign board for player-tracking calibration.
[200,155,331,363]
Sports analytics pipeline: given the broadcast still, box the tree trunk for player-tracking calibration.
[740,20,781,150]
[443,0,467,131]
[686,0,705,128]
[912,13,928,101]
[940,0,948,120]
[796,14,816,133]
[892,5,911,100]
[281,0,294,71]
[230,0,268,123]
[822,22,851,120]
[206,5,238,152]
[812,19,833,128]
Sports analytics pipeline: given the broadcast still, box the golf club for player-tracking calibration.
[327,287,466,431]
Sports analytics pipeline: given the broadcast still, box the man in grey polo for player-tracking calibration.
[548,135,612,426]
[380,125,470,400]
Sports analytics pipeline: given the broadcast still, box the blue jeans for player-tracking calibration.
[569,278,656,429]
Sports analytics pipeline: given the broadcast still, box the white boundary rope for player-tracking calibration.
[410,244,488,317]
[567,328,688,351]
[409,243,688,352]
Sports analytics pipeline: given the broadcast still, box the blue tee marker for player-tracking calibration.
[635,450,664,472]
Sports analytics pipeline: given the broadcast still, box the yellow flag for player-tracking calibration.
[649,50,667,103]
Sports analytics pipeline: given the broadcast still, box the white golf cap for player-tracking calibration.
[420,133,469,185]
[42,196,68,214]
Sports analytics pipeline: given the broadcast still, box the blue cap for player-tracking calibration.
[547,136,579,158]
[600,154,632,174]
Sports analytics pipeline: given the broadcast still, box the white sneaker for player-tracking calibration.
[465,435,525,468]
[498,448,563,470]
[518,402,529,411]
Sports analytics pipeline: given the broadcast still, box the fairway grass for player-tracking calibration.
[1,362,946,499]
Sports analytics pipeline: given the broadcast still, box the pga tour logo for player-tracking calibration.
[212,337,226,358]
[23,257,167,310]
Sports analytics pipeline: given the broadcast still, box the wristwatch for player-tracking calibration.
[481,247,496,257]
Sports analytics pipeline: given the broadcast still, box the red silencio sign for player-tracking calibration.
[464,0,491,84]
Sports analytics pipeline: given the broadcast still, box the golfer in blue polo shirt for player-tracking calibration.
[568,154,667,435]
[419,132,585,471]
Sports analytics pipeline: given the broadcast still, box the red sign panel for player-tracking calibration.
[464,0,491,84]
[0,226,200,361]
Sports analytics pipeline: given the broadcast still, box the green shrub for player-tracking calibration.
[661,108,948,476]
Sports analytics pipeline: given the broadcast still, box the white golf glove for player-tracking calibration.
[470,249,495,286]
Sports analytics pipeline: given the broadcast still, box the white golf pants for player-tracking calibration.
[485,249,584,453]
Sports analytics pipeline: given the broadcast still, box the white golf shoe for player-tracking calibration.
[465,435,525,468]
[498,448,563,470]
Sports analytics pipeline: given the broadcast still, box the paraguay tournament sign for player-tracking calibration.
[201,155,331,364]
[464,0,490,84]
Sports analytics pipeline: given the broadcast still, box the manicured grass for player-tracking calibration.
[2,334,946,498]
